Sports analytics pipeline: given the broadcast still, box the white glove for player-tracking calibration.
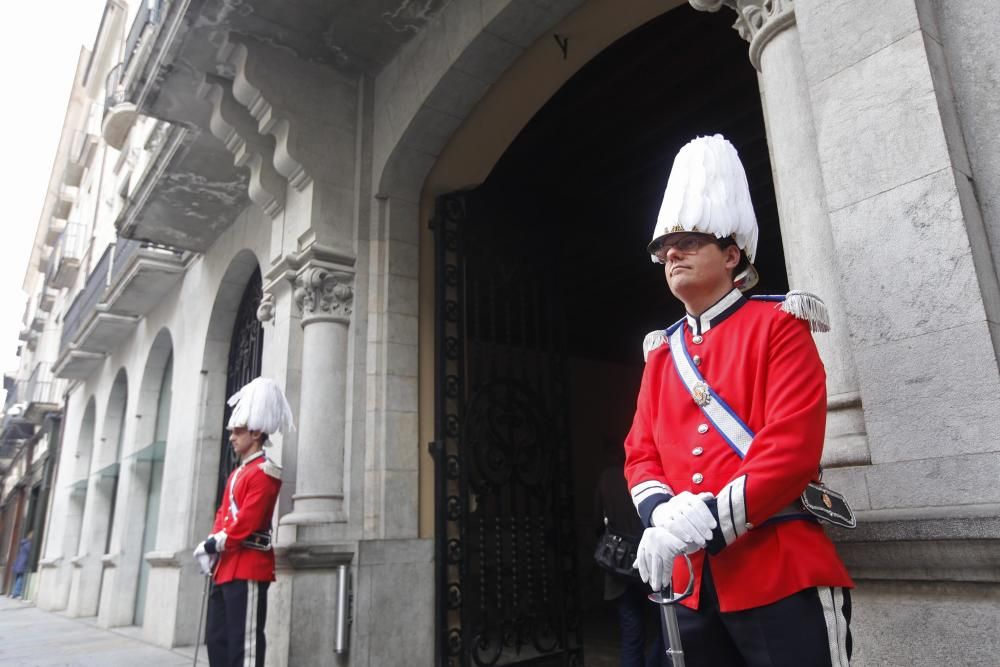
[650,491,717,553]
[634,527,686,592]
[192,541,217,576]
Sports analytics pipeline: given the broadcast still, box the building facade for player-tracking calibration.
[16,0,1000,665]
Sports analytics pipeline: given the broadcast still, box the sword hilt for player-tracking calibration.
[648,553,694,667]
[647,552,694,606]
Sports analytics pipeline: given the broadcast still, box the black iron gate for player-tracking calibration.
[433,191,582,667]
[216,267,264,504]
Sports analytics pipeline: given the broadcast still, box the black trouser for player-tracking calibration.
[669,562,852,666]
[206,579,269,667]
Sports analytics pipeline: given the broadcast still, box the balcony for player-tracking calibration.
[0,381,35,471]
[102,238,184,317]
[29,307,45,334]
[55,244,130,379]
[48,220,87,289]
[38,285,57,313]
[102,64,137,150]
[64,125,100,186]
[38,245,53,275]
[53,184,78,219]
[54,237,186,380]
[102,1,161,150]
[18,363,61,424]
[70,124,99,168]
[45,216,68,247]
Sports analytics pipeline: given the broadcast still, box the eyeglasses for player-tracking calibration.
[653,234,719,260]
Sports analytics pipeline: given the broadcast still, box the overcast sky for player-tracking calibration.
[0,0,111,375]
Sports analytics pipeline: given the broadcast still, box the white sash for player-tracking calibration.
[667,323,754,459]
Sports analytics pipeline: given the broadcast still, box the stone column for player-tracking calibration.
[280,259,354,528]
[690,0,869,466]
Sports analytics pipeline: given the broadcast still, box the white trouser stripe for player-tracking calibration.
[244,581,257,666]
[820,586,850,667]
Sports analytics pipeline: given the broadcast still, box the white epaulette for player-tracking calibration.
[261,458,282,480]
[751,291,830,333]
[642,330,668,362]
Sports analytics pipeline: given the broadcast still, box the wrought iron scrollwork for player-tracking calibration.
[433,190,582,666]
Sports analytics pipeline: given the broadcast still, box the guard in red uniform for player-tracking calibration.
[194,377,294,667]
[625,135,854,666]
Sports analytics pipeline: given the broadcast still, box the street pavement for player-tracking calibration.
[0,596,197,666]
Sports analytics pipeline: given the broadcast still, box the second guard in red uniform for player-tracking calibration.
[625,135,854,666]
[194,377,294,667]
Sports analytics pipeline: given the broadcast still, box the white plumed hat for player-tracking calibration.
[648,134,760,289]
[226,377,295,435]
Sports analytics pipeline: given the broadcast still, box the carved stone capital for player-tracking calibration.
[689,0,796,71]
[293,266,354,324]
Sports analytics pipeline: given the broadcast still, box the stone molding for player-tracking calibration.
[293,265,354,325]
[831,514,1000,583]
[279,542,355,570]
[143,550,182,568]
[689,0,796,70]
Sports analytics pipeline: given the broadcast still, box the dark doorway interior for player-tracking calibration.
[435,4,786,666]
[217,267,264,505]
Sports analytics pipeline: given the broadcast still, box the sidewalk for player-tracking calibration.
[0,596,197,666]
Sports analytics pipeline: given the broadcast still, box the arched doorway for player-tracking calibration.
[217,266,264,503]
[432,5,786,665]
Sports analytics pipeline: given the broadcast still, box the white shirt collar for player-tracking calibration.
[240,450,266,467]
[685,288,746,335]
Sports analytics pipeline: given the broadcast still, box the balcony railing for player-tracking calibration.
[105,63,127,110]
[108,237,182,285]
[48,220,88,289]
[55,231,185,379]
[60,243,114,354]
[124,0,161,71]
[18,363,60,423]
[102,0,162,150]
[38,286,57,313]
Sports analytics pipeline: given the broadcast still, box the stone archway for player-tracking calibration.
[129,328,174,627]
[67,369,127,618]
[192,250,263,540]
[423,4,783,663]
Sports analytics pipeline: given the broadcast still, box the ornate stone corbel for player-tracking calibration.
[219,33,358,192]
[196,73,286,217]
[689,0,796,71]
[292,266,354,324]
[256,292,275,323]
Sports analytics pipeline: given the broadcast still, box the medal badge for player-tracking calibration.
[691,381,711,407]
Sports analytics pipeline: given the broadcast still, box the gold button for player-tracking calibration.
[692,447,704,456]
[693,355,702,366]
[692,473,704,484]
[697,423,708,434]
[692,335,704,344]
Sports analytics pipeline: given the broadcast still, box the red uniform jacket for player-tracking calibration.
[624,290,853,612]
[211,450,281,584]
